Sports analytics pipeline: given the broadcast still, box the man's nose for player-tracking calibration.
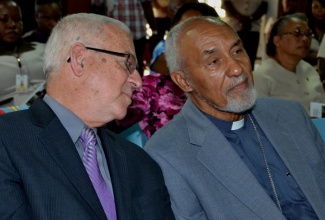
[226,58,244,77]
[129,70,143,89]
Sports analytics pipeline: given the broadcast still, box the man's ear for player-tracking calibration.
[273,35,281,47]
[69,43,87,76]
[170,70,193,93]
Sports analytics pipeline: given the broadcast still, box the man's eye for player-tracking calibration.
[209,59,219,65]
[293,30,301,36]
[234,49,243,55]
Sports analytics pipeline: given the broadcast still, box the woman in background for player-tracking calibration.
[254,13,325,115]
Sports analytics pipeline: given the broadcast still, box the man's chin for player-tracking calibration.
[114,107,129,121]
[224,89,256,113]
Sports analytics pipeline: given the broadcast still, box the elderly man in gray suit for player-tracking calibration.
[145,16,325,219]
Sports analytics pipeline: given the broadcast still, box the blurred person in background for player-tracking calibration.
[167,0,197,19]
[254,13,325,114]
[15,0,37,33]
[0,0,45,96]
[148,0,198,76]
[222,0,268,70]
[305,0,325,67]
[108,0,157,77]
[149,0,169,54]
[317,34,325,86]
[23,0,62,43]
[264,0,299,43]
[151,1,218,75]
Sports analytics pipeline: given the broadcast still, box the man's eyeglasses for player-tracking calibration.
[67,46,138,74]
[281,29,314,39]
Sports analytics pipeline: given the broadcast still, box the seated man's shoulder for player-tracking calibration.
[256,97,305,115]
[145,114,188,151]
[298,59,318,73]
[0,109,31,133]
[257,97,301,106]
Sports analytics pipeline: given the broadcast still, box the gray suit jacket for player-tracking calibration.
[0,98,174,220]
[145,98,325,219]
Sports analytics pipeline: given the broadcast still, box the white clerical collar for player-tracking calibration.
[231,117,245,130]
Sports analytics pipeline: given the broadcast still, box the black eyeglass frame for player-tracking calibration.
[281,29,314,39]
[67,46,138,74]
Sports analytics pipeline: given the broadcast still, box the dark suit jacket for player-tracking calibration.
[0,99,174,220]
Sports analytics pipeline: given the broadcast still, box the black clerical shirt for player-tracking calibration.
[204,113,318,220]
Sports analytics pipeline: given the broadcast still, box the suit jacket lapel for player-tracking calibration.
[252,104,325,216]
[182,100,285,219]
[31,99,107,219]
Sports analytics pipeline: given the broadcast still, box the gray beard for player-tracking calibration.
[194,74,256,113]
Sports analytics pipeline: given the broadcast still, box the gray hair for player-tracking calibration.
[44,13,132,77]
[165,16,227,73]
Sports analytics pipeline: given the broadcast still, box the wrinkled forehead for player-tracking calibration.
[179,21,238,53]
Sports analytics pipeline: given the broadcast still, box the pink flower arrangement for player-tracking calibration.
[116,73,187,137]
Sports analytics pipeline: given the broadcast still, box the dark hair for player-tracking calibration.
[35,0,61,13]
[307,0,325,16]
[306,0,325,40]
[171,2,219,27]
[266,13,308,56]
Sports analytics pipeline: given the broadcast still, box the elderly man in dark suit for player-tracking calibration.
[0,13,174,220]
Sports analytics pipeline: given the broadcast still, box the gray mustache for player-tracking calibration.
[226,74,250,92]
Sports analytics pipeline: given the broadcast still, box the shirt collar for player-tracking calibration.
[203,112,245,132]
[43,94,86,144]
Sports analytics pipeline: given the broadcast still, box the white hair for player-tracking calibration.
[165,16,256,113]
[165,16,227,73]
[44,13,132,78]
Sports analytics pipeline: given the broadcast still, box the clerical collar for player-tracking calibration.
[231,118,245,130]
[203,112,245,132]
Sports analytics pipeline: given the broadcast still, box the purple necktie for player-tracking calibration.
[80,128,117,220]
